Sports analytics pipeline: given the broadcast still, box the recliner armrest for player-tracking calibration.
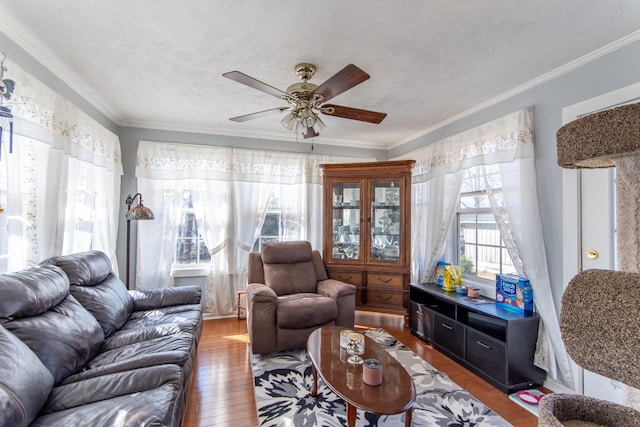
[317,279,355,299]
[130,285,202,311]
[246,282,277,302]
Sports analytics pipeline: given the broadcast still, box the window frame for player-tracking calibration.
[454,167,516,295]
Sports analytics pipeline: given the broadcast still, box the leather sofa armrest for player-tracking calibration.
[130,285,202,311]
[317,279,355,299]
[246,283,278,354]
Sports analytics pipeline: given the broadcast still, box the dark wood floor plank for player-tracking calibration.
[183,312,539,427]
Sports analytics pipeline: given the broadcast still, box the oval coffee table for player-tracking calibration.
[307,326,416,426]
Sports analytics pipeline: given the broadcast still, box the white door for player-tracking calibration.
[562,81,640,403]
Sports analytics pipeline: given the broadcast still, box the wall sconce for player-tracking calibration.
[125,193,154,289]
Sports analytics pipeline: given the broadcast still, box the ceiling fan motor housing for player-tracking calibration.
[294,63,316,81]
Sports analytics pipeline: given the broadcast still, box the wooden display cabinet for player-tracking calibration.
[320,160,414,315]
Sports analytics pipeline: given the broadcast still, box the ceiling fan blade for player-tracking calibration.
[304,127,319,139]
[310,64,370,103]
[223,71,288,99]
[322,104,387,124]
[229,107,290,122]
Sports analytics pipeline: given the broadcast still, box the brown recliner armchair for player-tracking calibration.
[246,240,356,354]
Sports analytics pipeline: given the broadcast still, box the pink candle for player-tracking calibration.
[363,358,382,386]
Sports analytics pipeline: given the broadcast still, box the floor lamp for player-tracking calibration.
[125,193,154,289]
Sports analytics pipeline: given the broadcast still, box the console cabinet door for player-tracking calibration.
[466,329,507,384]
[433,312,465,358]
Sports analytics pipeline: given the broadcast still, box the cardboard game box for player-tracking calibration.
[496,273,534,314]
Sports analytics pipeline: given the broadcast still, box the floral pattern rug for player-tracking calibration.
[250,328,512,426]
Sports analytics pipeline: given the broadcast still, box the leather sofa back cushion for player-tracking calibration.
[0,325,54,427]
[42,250,134,337]
[70,274,133,337]
[0,265,105,384]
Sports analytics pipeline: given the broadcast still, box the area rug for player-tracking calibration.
[250,328,512,426]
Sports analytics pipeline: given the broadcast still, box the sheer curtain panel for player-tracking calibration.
[135,140,371,315]
[0,60,122,273]
[394,107,573,389]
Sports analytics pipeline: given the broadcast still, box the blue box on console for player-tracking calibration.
[495,274,534,314]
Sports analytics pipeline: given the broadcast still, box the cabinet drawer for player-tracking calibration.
[366,290,405,307]
[329,271,363,285]
[366,273,404,289]
[433,313,465,358]
[466,329,507,383]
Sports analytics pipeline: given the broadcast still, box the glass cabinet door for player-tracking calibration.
[370,180,401,261]
[330,182,361,261]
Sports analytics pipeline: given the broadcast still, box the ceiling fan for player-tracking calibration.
[222,63,387,139]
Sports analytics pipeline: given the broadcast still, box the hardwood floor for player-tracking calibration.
[183,312,540,427]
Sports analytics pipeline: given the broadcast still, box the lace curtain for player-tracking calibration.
[394,107,573,389]
[0,60,122,272]
[134,140,372,315]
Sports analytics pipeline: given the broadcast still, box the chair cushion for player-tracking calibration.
[264,261,317,295]
[261,240,313,264]
[277,294,338,328]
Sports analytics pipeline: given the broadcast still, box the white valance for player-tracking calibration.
[136,141,370,184]
[399,107,533,181]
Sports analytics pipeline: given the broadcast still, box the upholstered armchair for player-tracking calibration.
[246,240,356,354]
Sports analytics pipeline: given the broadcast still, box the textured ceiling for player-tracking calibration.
[0,1,639,149]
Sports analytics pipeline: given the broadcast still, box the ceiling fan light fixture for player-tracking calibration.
[300,108,317,128]
[312,115,326,134]
[281,111,298,131]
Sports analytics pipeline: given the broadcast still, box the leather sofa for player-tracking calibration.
[247,240,355,354]
[0,250,203,427]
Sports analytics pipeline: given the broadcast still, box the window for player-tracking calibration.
[457,165,516,282]
[175,191,210,265]
[252,187,300,252]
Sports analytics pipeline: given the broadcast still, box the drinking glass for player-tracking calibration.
[346,333,365,365]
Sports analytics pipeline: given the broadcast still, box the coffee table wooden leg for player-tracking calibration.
[405,407,413,426]
[346,403,357,427]
[311,364,318,397]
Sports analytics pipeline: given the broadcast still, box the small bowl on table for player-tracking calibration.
[454,286,468,295]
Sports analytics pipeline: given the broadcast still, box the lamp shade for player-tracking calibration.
[126,204,154,220]
[556,102,640,169]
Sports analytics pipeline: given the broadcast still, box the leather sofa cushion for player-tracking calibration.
[0,264,69,322]
[0,325,54,427]
[33,365,183,427]
[62,332,193,384]
[42,251,134,337]
[277,293,338,328]
[0,265,104,385]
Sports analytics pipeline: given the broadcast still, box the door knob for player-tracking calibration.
[585,249,598,260]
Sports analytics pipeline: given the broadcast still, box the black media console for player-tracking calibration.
[409,282,546,393]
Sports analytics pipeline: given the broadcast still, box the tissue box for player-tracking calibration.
[496,274,533,314]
